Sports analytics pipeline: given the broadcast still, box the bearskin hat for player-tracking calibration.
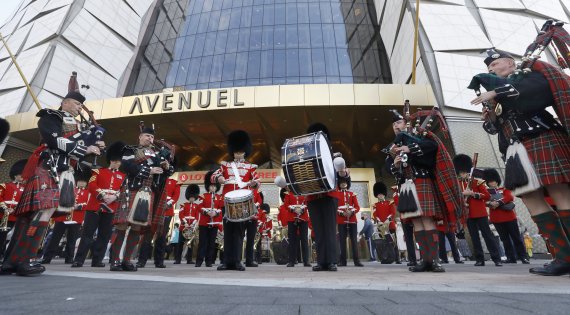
[306,122,330,140]
[280,188,287,202]
[373,182,387,197]
[483,168,502,186]
[261,203,270,214]
[106,141,126,163]
[9,159,27,180]
[390,109,404,122]
[337,176,351,190]
[204,170,220,192]
[453,154,473,174]
[0,118,9,144]
[185,184,200,200]
[227,130,252,157]
[74,166,92,182]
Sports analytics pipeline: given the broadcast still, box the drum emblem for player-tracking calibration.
[296,147,305,156]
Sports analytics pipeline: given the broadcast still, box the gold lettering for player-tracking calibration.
[198,91,211,108]
[129,97,143,114]
[146,94,160,112]
[217,89,228,107]
[178,92,191,110]
[163,93,173,111]
[233,89,244,106]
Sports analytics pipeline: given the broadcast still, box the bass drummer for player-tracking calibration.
[211,130,260,271]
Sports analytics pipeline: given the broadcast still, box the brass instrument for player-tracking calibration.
[182,221,198,247]
[215,231,224,251]
[0,208,10,232]
[373,216,392,241]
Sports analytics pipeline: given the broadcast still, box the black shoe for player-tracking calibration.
[287,263,295,267]
[0,263,17,275]
[431,262,446,273]
[155,264,166,268]
[71,262,83,268]
[354,261,364,267]
[521,258,530,264]
[195,262,202,267]
[16,262,45,276]
[409,261,431,272]
[136,261,146,268]
[205,263,213,267]
[304,262,312,267]
[312,264,325,271]
[328,264,337,271]
[338,262,347,267]
[236,263,246,271]
[91,262,105,268]
[474,261,485,267]
[407,261,417,267]
[529,259,570,276]
[122,261,137,271]
[245,262,258,267]
[494,260,503,267]
[441,259,449,264]
[454,260,464,264]
[217,264,228,271]
[173,261,181,264]
[187,260,195,264]
[110,260,122,271]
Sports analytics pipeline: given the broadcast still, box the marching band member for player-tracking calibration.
[41,169,90,264]
[1,91,103,276]
[196,171,223,267]
[470,48,570,276]
[72,141,125,268]
[305,123,350,272]
[372,182,400,264]
[393,185,417,266]
[283,189,310,267]
[483,168,529,264]
[332,177,362,267]
[176,184,200,265]
[386,110,465,273]
[212,130,260,271]
[244,189,263,267]
[277,188,290,228]
[0,159,26,260]
[256,203,272,264]
[109,126,172,272]
[454,154,502,267]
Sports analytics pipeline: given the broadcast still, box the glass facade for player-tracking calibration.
[129,0,391,95]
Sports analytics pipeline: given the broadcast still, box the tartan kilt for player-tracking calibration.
[399,178,443,220]
[151,192,169,232]
[14,166,59,216]
[113,190,154,226]
[523,129,570,186]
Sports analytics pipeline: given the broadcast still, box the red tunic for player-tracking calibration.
[198,192,224,227]
[283,193,308,222]
[460,178,491,219]
[211,161,260,197]
[54,187,89,224]
[373,200,396,231]
[179,201,200,231]
[277,204,290,226]
[0,181,25,222]
[85,168,125,212]
[163,178,181,217]
[488,187,517,224]
[258,211,273,238]
[331,189,360,224]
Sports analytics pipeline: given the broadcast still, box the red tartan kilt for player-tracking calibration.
[151,193,169,231]
[113,190,154,226]
[14,166,59,216]
[523,129,570,186]
[411,178,443,219]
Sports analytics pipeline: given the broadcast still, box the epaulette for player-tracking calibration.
[476,179,486,186]
[251,163,258,168]
[36,108,63,120]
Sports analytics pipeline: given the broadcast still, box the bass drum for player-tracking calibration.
[271,239,289,265]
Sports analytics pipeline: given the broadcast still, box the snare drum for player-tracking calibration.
[224,189,256,222]
[281,131,335,195]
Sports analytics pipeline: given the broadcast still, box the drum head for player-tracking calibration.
[225,189,252,200]
[317,133,335,191]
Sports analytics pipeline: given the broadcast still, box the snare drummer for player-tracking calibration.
[211,130,260,271]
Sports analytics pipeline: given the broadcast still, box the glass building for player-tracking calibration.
[129,0,392,95]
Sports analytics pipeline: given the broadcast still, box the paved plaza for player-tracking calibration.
[2,259,568,314]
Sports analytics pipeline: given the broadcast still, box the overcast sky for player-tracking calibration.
[0,1,23,29]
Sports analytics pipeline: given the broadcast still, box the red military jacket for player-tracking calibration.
[459,178,490,219]
[212,160,260,197]
[163,178,181,217]
[331,189,360,224]
[198,192,224,227]
[487,187,517,224]
[0,181,25,222]
[258,211,273,238]
[54,186,89,224]
[277,204,289,226]
[85,168,125,212]
[373,200,396,231]
[179,201,201,231]
[283,192,309,222]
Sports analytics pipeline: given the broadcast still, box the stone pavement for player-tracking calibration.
[1,259,569,314]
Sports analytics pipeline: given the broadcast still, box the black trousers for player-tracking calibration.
[222,219,245,267]
[197,225,218,264]
[338,223,359,264]
[175,233,193,263]
[494,219,527,261]
[138,216,172,266]
[307,196,338,266]
[438,231,461,262]
[0,221,16,259]
[288,220,309,264]
[402,221,417,262]
[74,210,114,265]
[244,219,257,264]
[466,217,501,262]
[44,222,80,261]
